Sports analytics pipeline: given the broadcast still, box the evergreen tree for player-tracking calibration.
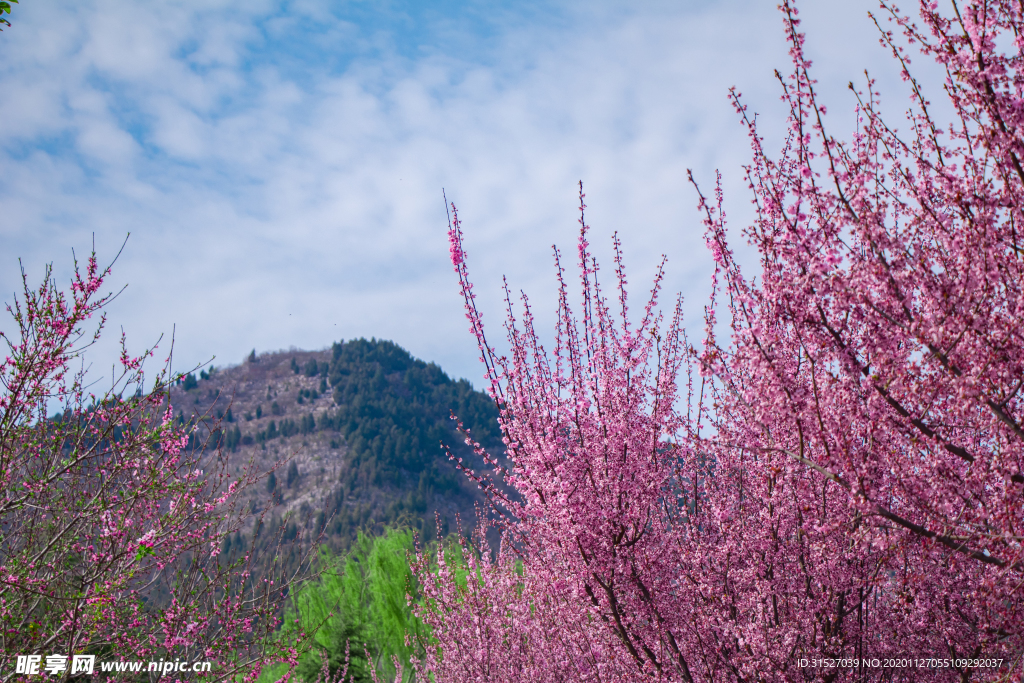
[324,338,500,482]
[279,528,428,683]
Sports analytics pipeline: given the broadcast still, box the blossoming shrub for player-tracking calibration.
[414,1,1024,680]
[0,253,314,682]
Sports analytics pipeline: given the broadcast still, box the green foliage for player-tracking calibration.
[275,528,429,683]
[225,425,242,451]
[181,373,198,391]
[278,417,298,438]
[325,338,501,485]
[0,1,18,30]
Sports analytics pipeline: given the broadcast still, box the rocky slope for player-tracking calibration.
[168,339,501,562]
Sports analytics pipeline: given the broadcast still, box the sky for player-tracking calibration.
[0,0,937,391]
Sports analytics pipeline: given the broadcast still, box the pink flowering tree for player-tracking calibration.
[413,188,701,682]
[0,252,316,683]
[693,0,1024,670]
[414,0,1024,680]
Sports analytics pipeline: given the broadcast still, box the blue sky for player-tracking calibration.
[0,0,927,389]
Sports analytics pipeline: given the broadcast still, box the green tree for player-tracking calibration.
[274,527,429,683]
[325,338,500,483]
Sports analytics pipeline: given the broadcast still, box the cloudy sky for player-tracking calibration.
[0,0,931,389]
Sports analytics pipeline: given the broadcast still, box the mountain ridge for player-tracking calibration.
[169,338,501,567]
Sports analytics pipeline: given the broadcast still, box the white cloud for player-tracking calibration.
[0,0,940,389]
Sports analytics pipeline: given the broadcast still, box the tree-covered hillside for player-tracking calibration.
[168,338,500,582]
[326,338,500,486]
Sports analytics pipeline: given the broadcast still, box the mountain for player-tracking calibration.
[168,338,502,572]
